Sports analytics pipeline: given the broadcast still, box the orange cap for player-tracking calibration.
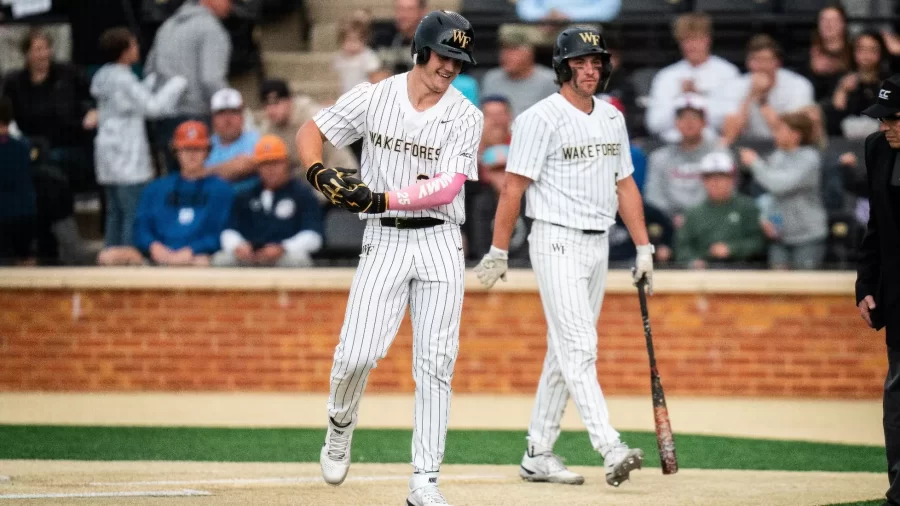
[172,121,210,150]
[254,134,289,164]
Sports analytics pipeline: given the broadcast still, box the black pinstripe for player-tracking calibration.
[314,73,481,474]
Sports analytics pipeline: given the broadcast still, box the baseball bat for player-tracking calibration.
[637,276,678,475]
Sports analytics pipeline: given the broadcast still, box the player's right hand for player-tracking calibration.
[474,246,509,289]
[306,163,359,205]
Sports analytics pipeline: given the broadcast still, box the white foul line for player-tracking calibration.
[90,474,506,487]
[0,489,210,500]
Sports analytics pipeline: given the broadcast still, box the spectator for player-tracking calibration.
[91,27,188,249]
[97,121,233,266]
[2,27,97,192]
[676,152,764,269]
[515,0,621,22]
[608,205,674,267]
[205,88,261,194]
[825,30,891,138]
[481,26,557,118]
[740,112,828,270]
[0,96,37,266]
[808,3,852,101]
[371,0,426,75]
[145,0,232,172]
[645,13,739,143]
[599,93,647,190]
[601,46,642,137]
[452,72,480,107]
[464,95,526,260]
[213,135,324,267]
[368,67,393,84]
[721,35,815,145]
[334,12,380,95]
[644,94,723,227]
[256,79,358,186]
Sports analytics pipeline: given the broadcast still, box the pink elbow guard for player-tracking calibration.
[387,173,467,211]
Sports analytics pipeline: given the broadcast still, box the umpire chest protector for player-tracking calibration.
[552,27,612,92]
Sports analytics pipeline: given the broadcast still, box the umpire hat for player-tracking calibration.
[863,74,900,120]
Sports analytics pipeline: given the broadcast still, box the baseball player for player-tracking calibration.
[295,10,482,506]
[475,27,654,487]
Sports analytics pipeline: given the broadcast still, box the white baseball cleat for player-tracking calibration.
[319,416,356,485]
[603,442,644,487]
[406,473,452,505]
[519,446,584,485]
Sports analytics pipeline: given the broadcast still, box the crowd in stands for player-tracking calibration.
[0,0,896,270]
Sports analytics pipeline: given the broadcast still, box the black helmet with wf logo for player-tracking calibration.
[411,10,476,65]
[552,26,612,91]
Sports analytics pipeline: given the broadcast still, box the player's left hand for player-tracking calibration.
[633,244,655,295]
[338,181,388,214]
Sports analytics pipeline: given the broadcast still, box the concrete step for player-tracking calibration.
[263,51,338,82]
[289,79,342,103]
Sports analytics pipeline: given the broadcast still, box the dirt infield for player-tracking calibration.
[0,460,883,505]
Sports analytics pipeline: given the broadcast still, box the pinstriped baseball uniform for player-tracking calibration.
[506,92,634,453]
[313,73,483,473]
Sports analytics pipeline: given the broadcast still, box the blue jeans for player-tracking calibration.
[104,183,148,247]
[768,239,827,270]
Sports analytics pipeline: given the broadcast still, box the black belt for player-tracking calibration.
[380,217,445,229]
[548,221,605,235]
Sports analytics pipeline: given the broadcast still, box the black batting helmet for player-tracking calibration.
[411,10,476,65]
[552,27,612,91]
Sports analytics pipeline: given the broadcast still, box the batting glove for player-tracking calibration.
[475,246,509,289]
[633,244,655,295]
[306,163,358,205]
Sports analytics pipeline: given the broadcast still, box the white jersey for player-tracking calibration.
[313,73,483,224]
[506,93,634,231]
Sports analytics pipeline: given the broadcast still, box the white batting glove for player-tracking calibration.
[633,244,655,295]
[474,246,508,289]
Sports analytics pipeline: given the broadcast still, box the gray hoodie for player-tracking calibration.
[145,2,231,117]
[749,146,828,245]
[91,65,187,184]
[644,140,723,215]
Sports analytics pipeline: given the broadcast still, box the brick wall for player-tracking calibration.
[0,289,883,398]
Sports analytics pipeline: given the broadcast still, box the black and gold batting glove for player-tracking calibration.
[306,163,358,205]
[339,183,388,214]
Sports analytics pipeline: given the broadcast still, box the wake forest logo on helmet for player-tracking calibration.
[578,32,601,46]
[451,29,471,49]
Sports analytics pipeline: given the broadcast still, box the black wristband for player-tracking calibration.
[306,162,325,188]
[366,192,387,214]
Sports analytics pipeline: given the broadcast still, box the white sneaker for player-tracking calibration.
[603,442,644,487]
[406,474,451,506]
[319,416,356,485]
[519,446,584,485]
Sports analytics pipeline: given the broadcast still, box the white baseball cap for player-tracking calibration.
[674,92,707,116]
[700,151,735,175]
[211,88,244,113]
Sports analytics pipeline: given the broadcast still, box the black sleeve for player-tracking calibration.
[856,133,882,305]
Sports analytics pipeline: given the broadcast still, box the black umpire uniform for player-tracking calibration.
[858,73,900,506]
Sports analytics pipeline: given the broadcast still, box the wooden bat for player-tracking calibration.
[637,276,678,475]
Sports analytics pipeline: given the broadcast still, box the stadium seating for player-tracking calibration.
[693,0,774,14]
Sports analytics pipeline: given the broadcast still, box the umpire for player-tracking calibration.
[859,73,900,506]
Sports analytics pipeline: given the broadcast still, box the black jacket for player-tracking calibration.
[856,131,900,331]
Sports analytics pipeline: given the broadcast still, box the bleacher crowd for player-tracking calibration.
[0,0,896,269]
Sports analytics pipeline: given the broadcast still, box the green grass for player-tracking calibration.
[0,425,885,474]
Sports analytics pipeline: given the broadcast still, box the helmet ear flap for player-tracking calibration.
[557,60,573,83]
[413,46,430,66]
